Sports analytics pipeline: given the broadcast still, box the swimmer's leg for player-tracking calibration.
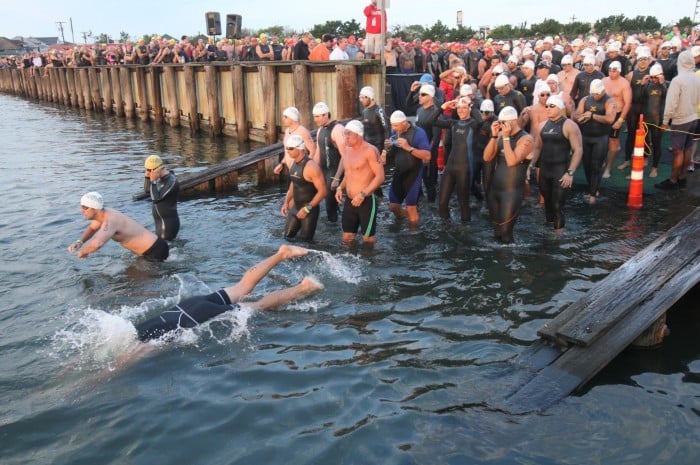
[246,277,324,311]
[223,245,309,302]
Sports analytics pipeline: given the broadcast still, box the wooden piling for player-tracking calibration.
[120,66,135,119]
[66,68,78,107]
[292,64,311,129]
[133,67,149,121]
[163,66,180,128]
[259,64,277,145]
[110,67,124,117]
[232,65,247,142]
[150,67,164,124]
[205,65,222,137]
[79,68,92,111]
[88,68,102,112]
[100,68,113,115]
[58,68,70,106]
[183,65,200,134]
[335,64,357,120]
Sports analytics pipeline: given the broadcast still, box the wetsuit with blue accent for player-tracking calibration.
[439,118,478,221]
[388,124,430,207]
[285,156,320,241]
[415,104,443,202]
[136,289,238,341]
[145,172,180,240]
[317,121,341,222]
[538,118,571,229]
[487,130,530,243]
[578,94,611,196]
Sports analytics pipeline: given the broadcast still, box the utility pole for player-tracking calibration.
[56,21,66,43]
[570,15,577,24]
[695,0,700,22]
[70,17,75,44]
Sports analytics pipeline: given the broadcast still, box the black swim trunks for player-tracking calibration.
[142,236,169,261]
[135,289,239,341]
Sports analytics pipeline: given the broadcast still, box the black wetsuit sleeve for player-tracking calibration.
[444,123,453,162]
[151,174,178,203]
[406,89,419,107]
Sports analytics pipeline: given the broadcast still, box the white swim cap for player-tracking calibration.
[286,134,305,149]
[80,191,104,210]
[312,102,330,115]
[283,106,301,122]
[390,110,407,124]
[359,86,375,100]
[498,106,518,121]
[344,119,364,136]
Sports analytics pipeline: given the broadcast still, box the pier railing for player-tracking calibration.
[0,61,383,144]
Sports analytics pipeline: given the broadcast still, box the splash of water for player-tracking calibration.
[308,250,367,284]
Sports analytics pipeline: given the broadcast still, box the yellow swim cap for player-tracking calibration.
[144,155,163,170]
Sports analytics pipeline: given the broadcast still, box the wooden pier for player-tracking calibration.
[503,207,700,412]
[0,61,383,145]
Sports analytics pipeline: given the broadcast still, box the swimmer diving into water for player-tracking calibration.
[101,245,323,372]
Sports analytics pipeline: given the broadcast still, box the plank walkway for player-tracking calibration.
[502,207,700,412]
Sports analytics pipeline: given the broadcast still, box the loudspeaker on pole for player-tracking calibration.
[205,12,221,36]
[226,14,243,39]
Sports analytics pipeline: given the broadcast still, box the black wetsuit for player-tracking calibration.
[624,68,650,161]
[415,104,443,202]
[317,121,341,222]
[578,94,611,196]
[141,237,170,261]
[494,89,527,117]
[538,118,571,229]
[475,116,495,196]
[517,74,537,105]
[146,172,180,240]
[136,289,237,341]
[362,104,390,151]
[643,81,667,168]
[570,70,605,105]
[285,156,320,241]
[439,118,477,221]
[487,130,530,243]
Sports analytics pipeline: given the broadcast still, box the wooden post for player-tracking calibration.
[232,64,247,143]
[33,74,43,101]
[100,68,113,115]
[88,68,102,112]
[48,71,58,102]
[133,67,149,121]
[66,68,78,107]
[58,68,70,105]
[150,67,164,123]
[259,64,277,145]
[79,68,92,111]
[120,66,135,119]
[110,67,124,117]
[292,63,311,128]
[184,65,200,134]
[335,64,357,120]
[205,65,222,137]
[163,66,180,128]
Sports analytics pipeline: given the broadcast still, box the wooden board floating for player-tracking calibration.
[503,207,700,413]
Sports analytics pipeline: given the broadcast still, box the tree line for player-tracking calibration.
[92,14,695,45]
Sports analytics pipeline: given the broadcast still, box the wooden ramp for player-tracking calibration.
[502,207,700,413]
[132,142,285,200]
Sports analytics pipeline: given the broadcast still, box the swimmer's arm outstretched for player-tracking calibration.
[68,219,101,254]
[73,219,115,259]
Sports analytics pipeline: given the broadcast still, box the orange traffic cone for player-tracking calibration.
[627,114,645,208]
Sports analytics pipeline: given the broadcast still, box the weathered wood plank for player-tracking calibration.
[232,65,247,143]
[120,67,135,118]
[205,65,222,137]
[150,67,163,123]
[504,258,700,413]
[538,208,700,344]
[100,68,113,115]
[163,66,180,128]
[292,64,311,129]
[554,208,700,346]
[88,68,102,111]
[336,64,357,120]
[110,67,124,117]
[259,64,277,145]
[184,66,200,134]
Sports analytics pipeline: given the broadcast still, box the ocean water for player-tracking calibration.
[0,94,698,465]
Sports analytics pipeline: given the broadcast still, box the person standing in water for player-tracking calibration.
[68,191,170,261]
[143,155,180,240]
[483,106,534,243]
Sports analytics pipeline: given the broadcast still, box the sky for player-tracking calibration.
[1,0,695,42]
